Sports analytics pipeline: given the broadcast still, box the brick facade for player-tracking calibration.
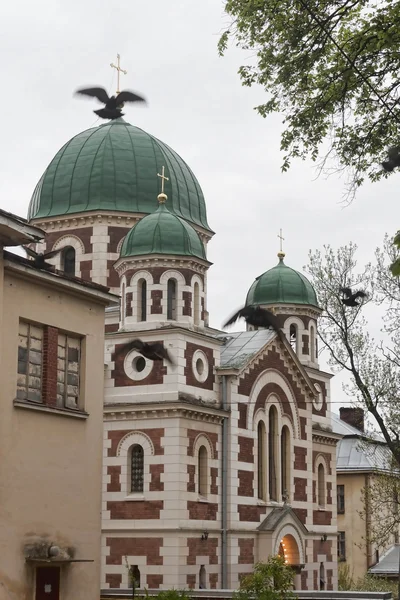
[184,342,215,390]
[106,537,163,565]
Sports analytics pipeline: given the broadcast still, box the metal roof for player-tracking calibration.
[369,544,399,575]
[219,329,276,369]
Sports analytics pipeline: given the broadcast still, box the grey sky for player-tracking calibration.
[1,0,396,415]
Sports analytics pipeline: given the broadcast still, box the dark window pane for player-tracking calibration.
[131,445,144,493]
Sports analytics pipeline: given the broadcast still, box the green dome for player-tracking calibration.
[246,256,319,307]
[27,119,211,233]
[120,200,207,260]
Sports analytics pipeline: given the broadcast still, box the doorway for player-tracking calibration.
[35,567,60,600]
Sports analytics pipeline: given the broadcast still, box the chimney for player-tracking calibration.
[339,407,364,432]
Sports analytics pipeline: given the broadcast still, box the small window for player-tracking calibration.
[167,278,177,320]
[121,283,126,325]
[57,333,81,409]
[199,565,207,589]
[131,445,144,493]
[338,532,346,561]
[198,445,208,496]
[62,246,76,276]
[319,563,325,590]
[318,463,326,508]
[129,565,141,588]
[137,279,147,322]
[17,321,43,403]
[194,282,200,325]
[289,324,297,353]
[310,325,315,361]
[337,484,345,513]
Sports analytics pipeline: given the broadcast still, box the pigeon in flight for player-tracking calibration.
[115,339,176,366]
[382,146,400,172]
[23,246,63,270]
[223,305,281,331]
[339,287,368,307]
[75,87,146,120]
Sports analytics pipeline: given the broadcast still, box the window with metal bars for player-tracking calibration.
[130,445,144,493]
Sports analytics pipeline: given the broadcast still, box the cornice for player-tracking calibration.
[103,400,228,423]
[114,255,211,276]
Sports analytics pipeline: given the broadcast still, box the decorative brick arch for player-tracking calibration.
[192,433,215,460]
[51,234,85,255]
[116,431,155,457]
[247,369,300,438]
[159,269,186,286]
[129,270,154,287]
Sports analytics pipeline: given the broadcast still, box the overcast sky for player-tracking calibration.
[1,0,397,416]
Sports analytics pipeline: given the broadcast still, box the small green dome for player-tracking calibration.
[120,200,207,260]
[246,256,318,307]
[27,118,211,233]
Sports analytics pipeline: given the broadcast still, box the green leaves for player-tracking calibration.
[219,0,400,199]
[235,557,296,600]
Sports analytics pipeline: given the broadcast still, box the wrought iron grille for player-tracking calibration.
[131,445,144,493]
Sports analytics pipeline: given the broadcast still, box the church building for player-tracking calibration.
[26,115,340,591]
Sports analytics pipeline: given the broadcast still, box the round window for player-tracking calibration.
[313,383,324,411]
[133,356,146,373]
[196,358,204,376]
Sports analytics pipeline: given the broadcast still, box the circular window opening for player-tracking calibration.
[133,356,146,373]
[196,358,204,376]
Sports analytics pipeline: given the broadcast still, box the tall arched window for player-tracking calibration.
[281,426,290,501]
[319,563,325,590]
[318,463,326,508]
[137,279,147,322]
[257,421,266,500]
[310,325,315,361]
[198,445,208,496]
[199,565,207,589]
[268,406,278,501]
[167,278,177,320]
[130,445,144,493]
[121,283,126,325]
[194,282,200,325]
[289,324,297,353]
[62,246,76,276]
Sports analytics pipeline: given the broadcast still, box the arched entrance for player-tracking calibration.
[278,534,303,589]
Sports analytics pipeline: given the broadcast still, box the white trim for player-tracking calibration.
[192,349,209,383]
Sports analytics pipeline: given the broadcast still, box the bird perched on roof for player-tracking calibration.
[23,246,63,270]
[339,287,368,307]
[75,87,146,120]
[223,305,281,332]
[115,339,176,366]
[382,146,400,172]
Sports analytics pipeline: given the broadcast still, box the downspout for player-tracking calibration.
[221,375,228,589]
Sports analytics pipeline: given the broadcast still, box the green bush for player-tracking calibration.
[338,563,398,600]
[235,556,296,600]
[156,590,192,600]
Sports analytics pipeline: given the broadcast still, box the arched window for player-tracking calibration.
[319,563,325,590]
[268,406,278,501]
[137,279,147,322]
[167,278,177,320]
[121,283,126,325]
[198,445,208,496]
[194,282,200,325]
[199,565,207,589]
[310,325,315,361]
[289,324,297,353]
[281,426,290,501]
[62,246,76,276]
[318,463,326,508]
[257,421,266,500]
[130,445,144,493]
[129,565,141,588]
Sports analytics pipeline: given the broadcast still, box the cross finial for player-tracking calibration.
[110,54,127,95]
[277,228,286,260]
[157,166,169,203]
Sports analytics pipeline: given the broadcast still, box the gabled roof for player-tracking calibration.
[219,330,276,369]
[257,506,309,534]
[332,414,394,473]
[369,544,399,576]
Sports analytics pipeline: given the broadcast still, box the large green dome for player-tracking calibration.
[246,256,318,307]
[120,200,207,260]
[27,119,211,233]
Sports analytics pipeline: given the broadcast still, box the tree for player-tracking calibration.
[218,0,400,199]
[305,235,400,467]
[235,556,296,600]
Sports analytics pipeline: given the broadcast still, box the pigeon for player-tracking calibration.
[75,87,146,120]
[339,287,368,307]
[23,246,63,270]
[223,305,281,331]
[382,146,400,172]
[115,339,176,366]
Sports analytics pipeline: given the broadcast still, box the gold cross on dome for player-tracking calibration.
[278,228,285,253]
[157,166,169,194]
[110,54,127,94]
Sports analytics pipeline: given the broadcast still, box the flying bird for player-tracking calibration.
[23,246,63,270]
[382,146,400,172]
[339,287,368,307]
[115,339,176,366]
[223,305,281,331]
[75,87,146,120]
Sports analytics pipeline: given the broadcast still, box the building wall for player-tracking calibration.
[0,266,108,600]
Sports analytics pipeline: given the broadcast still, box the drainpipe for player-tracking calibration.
[221,375,229,589]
